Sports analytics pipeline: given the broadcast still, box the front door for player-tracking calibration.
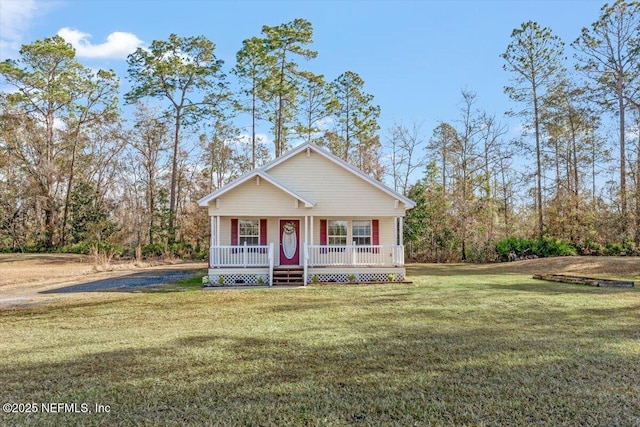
[279,219,300,265]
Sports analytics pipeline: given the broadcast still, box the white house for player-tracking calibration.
[197,142,415,286]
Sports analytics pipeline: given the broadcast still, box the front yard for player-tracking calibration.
[1,262,638,426]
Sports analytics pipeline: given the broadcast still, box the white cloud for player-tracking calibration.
[57,27,143,59]
[507,122,527,139]
[161,49,194,65]
[0,0,39,58]
[237,133,272,147]
[53,117,66,130]
[314,116,334,131]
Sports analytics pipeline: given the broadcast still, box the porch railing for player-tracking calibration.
[209,243,273,268]
[306,245,404,267]
[210,243,403,268]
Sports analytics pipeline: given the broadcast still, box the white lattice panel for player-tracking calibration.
[308,272,404,283]
[208,274,269,286]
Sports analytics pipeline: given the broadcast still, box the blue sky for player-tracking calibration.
[0,0,606,145]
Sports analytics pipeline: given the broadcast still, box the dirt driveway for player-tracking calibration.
[0,254,206,309]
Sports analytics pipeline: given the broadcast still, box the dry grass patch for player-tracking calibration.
[0,261,639,425]
[0,254,206,309]
[424,256,640,279]
[0,254,94,288]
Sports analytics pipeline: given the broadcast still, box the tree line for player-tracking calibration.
[0,18,381,257]
[1,1,638,262]
[404,0,639,261]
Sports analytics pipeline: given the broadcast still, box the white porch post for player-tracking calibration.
[303,216,308,286]
[214,215,218,246]
[269,243,274,286]
[209,216,215,268]
[242,241,248,267]
[394,217,398,246]
[216,216,221,246]
[310,215,314,246]
[399,217,404,246]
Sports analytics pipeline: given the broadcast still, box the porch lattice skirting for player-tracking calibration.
[307,272,404,283]
[207,271,405,286]
[209,273,270,286]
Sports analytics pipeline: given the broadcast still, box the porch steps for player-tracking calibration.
[272,266,304,286]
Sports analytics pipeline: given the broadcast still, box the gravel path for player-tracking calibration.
[41,269,197,293]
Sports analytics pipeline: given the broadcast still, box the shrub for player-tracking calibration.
[88,243,123,270]
[60,241,95,254]
[577,240,603,256]
[495,237,576,261]
[495,237,533,261]
[531,238,577,258]
[62,241,123,257]
[602,241,637,256]
[142,243,166,258]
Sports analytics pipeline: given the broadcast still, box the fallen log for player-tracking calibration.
[532,274,634,288]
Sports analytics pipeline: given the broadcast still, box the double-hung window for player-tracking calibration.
[352,220,372,246]
[327,220,347,245]
[238,219,259,246]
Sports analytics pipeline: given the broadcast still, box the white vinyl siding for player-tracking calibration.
[207,150,408,218]
[209,178,307,217]
[267,150,406,217]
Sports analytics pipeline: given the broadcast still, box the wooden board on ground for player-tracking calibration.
[533,273,635,288]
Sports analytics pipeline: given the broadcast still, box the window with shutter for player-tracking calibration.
[238,219,259,245]
[352,220,371,246]
[372,219,379,245]
[231,218,238,245]
[320,219,327,245]
[259,219,267,246]
[328,220,347,245]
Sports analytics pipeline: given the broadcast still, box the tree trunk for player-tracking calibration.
[533,89,544,238]
[441,150,446,193]
[618,74,627,235]
[344,95,351,161]
[634,105,640,246]
[148,163,155,245]
[275,56,286,157]
[251,79,257,169]
[484,144,494,251]
[44,105,56,248]
[60,137,78,247]
[169,109,181,243]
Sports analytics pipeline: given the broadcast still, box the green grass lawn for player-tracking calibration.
[1,265,639,426]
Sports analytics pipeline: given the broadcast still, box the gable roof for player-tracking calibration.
[197,169,316,207]
[198,142,415,209]
[266,142,416,209]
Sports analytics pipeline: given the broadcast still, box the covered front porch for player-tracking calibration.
[206,243,406,286]
[206,215,406,286]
